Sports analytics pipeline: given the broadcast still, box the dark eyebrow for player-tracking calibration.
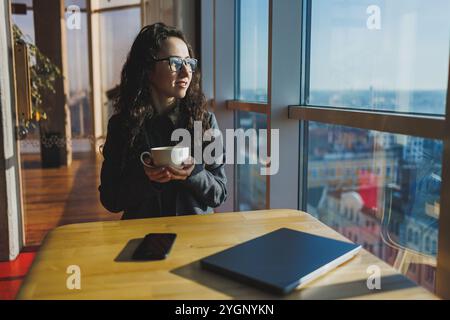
[170,55,191,59]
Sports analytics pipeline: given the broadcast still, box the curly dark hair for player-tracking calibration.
[114,22,210,151]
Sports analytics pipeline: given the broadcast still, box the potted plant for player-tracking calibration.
[13,24,63,167]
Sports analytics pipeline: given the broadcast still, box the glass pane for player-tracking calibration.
[306,121,441,293]
[12,6,34,44]
[12,3,36,148]
[65,7,92,137]
[65,0,87,10]
[12,0,33,7]
[236,111,267,210]
[309,0,450,115]
[97,8,141,133]
[237,0,269,103]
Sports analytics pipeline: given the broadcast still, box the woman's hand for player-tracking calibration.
[143,163,172,183]
[166,156,195,181]
[143,156,195,183]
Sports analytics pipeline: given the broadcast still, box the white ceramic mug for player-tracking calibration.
[140,146,190,168]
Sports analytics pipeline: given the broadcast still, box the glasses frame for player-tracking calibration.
[152,56,198,73]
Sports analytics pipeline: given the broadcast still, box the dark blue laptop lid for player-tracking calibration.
[200,228,361,295]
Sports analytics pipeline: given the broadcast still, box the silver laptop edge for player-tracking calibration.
[297,245,362,288]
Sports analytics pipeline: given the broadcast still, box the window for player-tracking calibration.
[12,0,35,43]
[235,0,270,210]
[414,231,420,246]
[12,0,94,144]
[408,228,413,242]
[235,111,267,210]
[297,0,449,294]
[309,0,450,115]
[426,266,435,283]
[222,0,450,296]
[236,0,269,102]
[306,122,441,269]
[65,0,92,138]
[343,206,349,217]
[96,7,141,133]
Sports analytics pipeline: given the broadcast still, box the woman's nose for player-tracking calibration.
[179,62,190,77]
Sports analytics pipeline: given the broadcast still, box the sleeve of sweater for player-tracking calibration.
[98,114,134,213]
[181,112,228,208]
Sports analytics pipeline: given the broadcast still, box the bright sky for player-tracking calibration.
[310,0,450,91]
[240,0,450,92]
[239,0,269,97]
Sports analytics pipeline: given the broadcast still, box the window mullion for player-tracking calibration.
[289,105,446,140]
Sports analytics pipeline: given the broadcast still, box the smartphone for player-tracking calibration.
[132,233,177,261]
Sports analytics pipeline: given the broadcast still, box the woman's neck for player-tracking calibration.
[150,87,176,114]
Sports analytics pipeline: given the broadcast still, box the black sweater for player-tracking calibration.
[98,110,228,220]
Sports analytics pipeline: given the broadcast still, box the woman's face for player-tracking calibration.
[150,37,193,102]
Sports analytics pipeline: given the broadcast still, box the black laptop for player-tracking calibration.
[200,228,361,295]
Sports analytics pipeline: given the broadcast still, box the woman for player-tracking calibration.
[98,23,227,220]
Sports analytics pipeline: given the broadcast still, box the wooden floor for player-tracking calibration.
[21,152,122,246]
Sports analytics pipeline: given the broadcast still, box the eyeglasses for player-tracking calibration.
[152,56,198,73]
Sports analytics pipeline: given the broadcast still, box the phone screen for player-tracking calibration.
[132,233,177,261]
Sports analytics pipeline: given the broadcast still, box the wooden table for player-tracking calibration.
[17,209,438,300]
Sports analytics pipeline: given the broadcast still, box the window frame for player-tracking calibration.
[229,0,272,210]
[209,0,450,297]
[86,0,145,153]
[286,0,450,299]
[203,0,236,212]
